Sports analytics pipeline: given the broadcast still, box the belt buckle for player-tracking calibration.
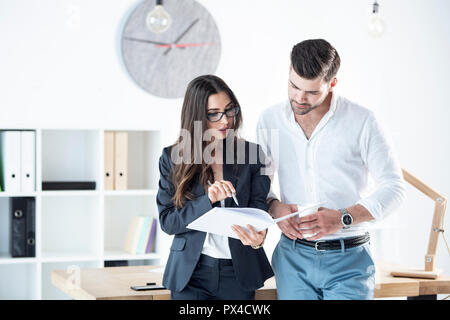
[314,240,326,252]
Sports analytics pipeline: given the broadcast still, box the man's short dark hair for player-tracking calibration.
[290,39,341,82]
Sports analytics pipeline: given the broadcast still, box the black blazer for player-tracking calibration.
[156,138,274,292]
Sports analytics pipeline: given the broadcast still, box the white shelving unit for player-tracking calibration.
[0,128,163,299]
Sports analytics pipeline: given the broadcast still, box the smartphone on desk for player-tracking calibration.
[130,283,166,291]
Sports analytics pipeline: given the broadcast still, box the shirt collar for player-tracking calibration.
[329,90,339,115]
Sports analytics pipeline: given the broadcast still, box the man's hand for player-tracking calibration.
[297,207,342,240]
[269,200,303,240]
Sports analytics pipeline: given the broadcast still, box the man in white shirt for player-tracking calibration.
[257,39,406,299]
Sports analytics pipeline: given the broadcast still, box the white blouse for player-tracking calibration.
[201,199,232,259]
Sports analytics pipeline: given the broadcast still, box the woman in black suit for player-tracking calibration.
[156,75,274,300]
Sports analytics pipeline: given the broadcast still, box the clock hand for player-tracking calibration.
[156,42,216,48]
[123,36,170,46]
[163,18,200,55]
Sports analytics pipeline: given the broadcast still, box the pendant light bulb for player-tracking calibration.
[368,1,386,38]
[146,0,171,34]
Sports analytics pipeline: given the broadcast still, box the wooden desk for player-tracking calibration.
[51,261,450,300]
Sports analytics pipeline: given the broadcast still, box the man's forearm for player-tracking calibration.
[267,197,280,217]
[346,204,375,225]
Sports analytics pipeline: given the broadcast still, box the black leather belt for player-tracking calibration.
[294,233,370,251]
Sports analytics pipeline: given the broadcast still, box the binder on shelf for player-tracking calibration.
[10,197,35,257]
[136,216,151,254]
[124,216,146,254]
[0,131,21,192]
[104,131,115,190]
[114,132,128,190]
[25,197,36,257]
[145,218,157,254]
[11,198,26,257]
[20,131,36,193]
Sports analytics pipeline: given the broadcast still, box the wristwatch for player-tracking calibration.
[339,208,353,229]
[252,230,267,249]
[266,197,279,210]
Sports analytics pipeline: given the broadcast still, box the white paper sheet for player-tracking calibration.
[187,203,323,239]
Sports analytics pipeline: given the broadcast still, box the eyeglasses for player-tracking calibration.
[206,105,240,122]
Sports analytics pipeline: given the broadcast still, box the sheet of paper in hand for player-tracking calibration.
[187,203,323,239]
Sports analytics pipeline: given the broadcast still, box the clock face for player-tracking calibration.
[121,0,222,98]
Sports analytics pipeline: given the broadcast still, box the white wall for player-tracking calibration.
[1,0,449,283]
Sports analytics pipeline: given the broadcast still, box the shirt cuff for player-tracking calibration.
[356,198,384,221]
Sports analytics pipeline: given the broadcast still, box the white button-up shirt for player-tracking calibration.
[257,92,406,240]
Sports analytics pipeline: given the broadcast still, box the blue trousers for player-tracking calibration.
[170,254,255,300]
[272,234,375,300]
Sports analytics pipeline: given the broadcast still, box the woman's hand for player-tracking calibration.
[208,180,236,204]
[232,224,266,247]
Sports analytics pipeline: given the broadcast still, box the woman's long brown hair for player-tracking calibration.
[170,75,243,208]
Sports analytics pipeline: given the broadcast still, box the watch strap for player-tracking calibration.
[252,229,268,249]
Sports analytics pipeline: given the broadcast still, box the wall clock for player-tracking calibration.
[121,0,222,99]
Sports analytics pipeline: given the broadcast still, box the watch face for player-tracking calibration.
[343,214,352,226]
[121,0,221,98]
